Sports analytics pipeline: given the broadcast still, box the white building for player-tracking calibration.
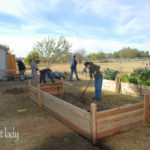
[0,44,9,80]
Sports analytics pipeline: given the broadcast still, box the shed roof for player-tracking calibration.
[0,44,9,51]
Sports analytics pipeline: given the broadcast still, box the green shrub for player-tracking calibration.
[104,68,119,80]
[128,73,137,84]
[120,67,150,86]
[25,50,40,66]
[120,74,129,83]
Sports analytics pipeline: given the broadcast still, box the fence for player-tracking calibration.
[40,81,64,96]
[28,80,149,144]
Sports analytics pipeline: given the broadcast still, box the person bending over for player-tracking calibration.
[84,62,103,100]
[39,68,55,84]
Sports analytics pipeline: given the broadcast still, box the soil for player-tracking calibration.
[2,88,29,95]
[57,92,118,111]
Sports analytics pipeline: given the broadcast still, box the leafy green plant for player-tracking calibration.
[104,68,119,80]
[120,74,129,83]
[120,67,150,86]
[128,73,137,84]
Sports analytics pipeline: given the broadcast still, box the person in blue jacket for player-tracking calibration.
[84,62,103,100]
[70,55,80,81]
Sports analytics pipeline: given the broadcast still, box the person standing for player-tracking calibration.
[30,56,38,85]
[84,62,103,100]
[70,55,80,81]
[16,59,26,81]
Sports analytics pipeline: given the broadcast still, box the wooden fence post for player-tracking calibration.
[60,77,64,94]
[28,79,31,88]
[38,84,42,107]
[144,95,149,125]
[115,77,119,93]
[90,103,97,144]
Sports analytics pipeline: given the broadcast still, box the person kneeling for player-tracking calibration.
[39,68,55,84]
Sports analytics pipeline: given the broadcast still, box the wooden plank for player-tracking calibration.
[44,92,63,96]
[7,55,16,75]
[64,82,73,86]
[41,85,63,89]
[38,84,42,107]
[90,103,97,144]
[30,85,38,92]
[42,96,91,134]
[97,115,143,133]
[28,80,31,88]
[17,109,27,113]
[41,88,63,92]
[30,95,38,104]
[97,103,144,119]
[97,108,144,126]
[40,82,62,87]
[115,77,119,93]
[30,90,38,100]
[43,105,91,139]
[97,120,143,139]
[42,91,90,119]
[144,95,149,125]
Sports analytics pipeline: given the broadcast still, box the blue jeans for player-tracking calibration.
[94,77,103,99]
[82,67,87,75]
[70,68,79,80]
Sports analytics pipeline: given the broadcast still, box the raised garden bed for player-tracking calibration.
[102,78,150,97]
[28,80,149,144]
[57,93,129,112]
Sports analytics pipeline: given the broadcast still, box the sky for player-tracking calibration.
[0,0,150,57]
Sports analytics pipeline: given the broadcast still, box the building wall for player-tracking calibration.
[0,48,7,80]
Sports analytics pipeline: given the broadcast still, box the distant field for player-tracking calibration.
[38,60,148,75]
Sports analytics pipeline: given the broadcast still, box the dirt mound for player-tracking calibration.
[3,88,29,95]
[57,93,118,111]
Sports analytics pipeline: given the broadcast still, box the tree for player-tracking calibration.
[75,48,86,64]
[96,52,106,59]
[33,36,71,67]
[25,50,40,65]
[86,51,106,60]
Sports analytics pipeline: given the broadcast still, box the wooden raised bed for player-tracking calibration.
[28,80,149,144]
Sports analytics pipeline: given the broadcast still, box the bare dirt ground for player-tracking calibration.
[57,91,142,112]
[0,76,150,150]
[0,81,100,150]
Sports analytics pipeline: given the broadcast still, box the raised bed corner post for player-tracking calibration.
[38,84,42,108]
[115,77,119,93]
[90,103,97,144]
[28,79,31,88]
[144,94,149,125]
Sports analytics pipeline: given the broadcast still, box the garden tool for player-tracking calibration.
[80,80,92,98]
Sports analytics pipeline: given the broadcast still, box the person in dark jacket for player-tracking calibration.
[70,55,80,81]
[84,62,103,100]
[16,59,26,81]
[39,68,55,84]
